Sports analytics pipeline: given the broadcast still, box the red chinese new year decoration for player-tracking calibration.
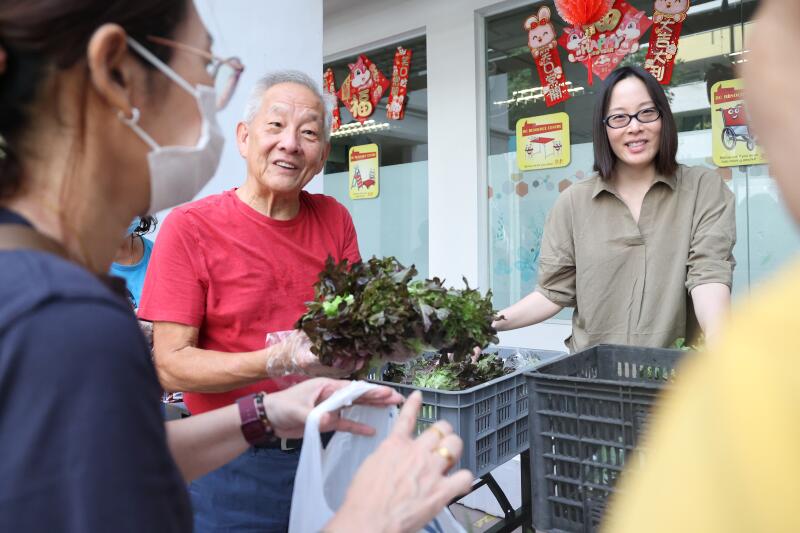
[387,47,412,120]
[524,6,571,107]
[323,68,341,132]
[553,0,614,84]
[644,0,690,84]
[337,55,390,124]
[557,0,651,82]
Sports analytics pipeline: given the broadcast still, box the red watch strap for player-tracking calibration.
[237,393,276,446]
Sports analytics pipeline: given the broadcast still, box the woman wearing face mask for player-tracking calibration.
[111,215,157,310]
[0,1,471,531]
[493,66,736,352]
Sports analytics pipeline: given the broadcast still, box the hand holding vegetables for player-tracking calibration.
[264,330,359,378]
[296,256,502,369]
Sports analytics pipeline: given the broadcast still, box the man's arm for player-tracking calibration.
[153,321,269,393]
[153,321,354,393]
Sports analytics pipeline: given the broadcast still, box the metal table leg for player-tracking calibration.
[452,450,532,533]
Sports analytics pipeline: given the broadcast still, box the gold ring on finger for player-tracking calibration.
[435,446,455,469]
[429,425,446,440]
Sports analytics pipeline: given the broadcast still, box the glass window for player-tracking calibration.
[323,36,429,276]
[485,0,798,319]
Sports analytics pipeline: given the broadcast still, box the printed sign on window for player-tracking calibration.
[348,144,380,200]
[516,112,571,171]
[710,79,766,168]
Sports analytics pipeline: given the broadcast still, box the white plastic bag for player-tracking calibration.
[288,381,465,533]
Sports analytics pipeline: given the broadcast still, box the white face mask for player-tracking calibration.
[120,37,225,215]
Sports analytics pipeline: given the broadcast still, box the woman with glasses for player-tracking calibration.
[0,1,471,531]
[493,66,735,352]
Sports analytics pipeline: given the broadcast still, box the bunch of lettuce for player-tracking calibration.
[385,353,511,391]
[295,256,501,366]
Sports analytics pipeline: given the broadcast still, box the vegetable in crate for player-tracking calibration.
[384,353,512,391]
[296,256,501,366]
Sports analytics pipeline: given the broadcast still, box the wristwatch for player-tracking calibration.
[237,393,278,446]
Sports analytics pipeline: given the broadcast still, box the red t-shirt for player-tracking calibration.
[138,189,361,414]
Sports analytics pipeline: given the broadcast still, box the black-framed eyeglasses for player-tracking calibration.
[604,107,662,129]
[146,35,245,111]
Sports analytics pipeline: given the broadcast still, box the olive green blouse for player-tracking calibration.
[535,165,736,352]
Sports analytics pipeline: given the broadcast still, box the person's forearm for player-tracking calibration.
[494,290,563,331]
[691,282,731,344]
[165,403,248,482]
[155,346,268,393]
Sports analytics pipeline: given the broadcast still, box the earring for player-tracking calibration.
[118,107,141,126]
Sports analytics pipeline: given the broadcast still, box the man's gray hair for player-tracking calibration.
[242,70,336,142]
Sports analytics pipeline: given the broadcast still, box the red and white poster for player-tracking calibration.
[644,0,690,84]
[557,0,651,82]
[323,68,341,132]
[387,47,412,120]
[337,55,390,124]
[525,6,571,107]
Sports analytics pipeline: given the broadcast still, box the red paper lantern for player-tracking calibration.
[554,0,615,84]
[554,0,615,27]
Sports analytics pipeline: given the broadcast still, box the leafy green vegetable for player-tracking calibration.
[296,256,501,366]
[412,366,460,391]
[670,335,705,352]
[386,353,511,391]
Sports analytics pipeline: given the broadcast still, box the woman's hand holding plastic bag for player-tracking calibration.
[324,391,473,533]
[265,378,404,438]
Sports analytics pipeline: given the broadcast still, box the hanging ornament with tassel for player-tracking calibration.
[553,0,614,85]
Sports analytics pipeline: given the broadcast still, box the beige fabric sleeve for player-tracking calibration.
[685,169,737,293]
[535,189,577,307]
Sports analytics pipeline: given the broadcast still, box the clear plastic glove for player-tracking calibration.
[265,330,363,379]
[324,391,473,533]
[503,349,541,371]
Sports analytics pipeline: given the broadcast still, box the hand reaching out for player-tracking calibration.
[262,378,404,439]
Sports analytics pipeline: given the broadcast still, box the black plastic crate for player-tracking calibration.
[525,344,686,532]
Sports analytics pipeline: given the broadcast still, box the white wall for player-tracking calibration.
[197,0,324,196]
[324,0,571,351]
[152,0,324,236]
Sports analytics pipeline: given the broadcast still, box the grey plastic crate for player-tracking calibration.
[369,347,564,478]
[526,344,686,533]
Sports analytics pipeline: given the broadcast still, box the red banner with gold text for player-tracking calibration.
[323,68,341,131]
[387,47,412,120]
[644,0,690,84]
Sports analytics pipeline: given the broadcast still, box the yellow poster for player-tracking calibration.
[516,112,570,171]
[711,79,766,167]
[348,143,380,200]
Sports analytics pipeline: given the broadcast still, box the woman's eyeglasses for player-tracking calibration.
[146,35,244,111]
[604,107,662,129]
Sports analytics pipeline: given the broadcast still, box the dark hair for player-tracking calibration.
[132,215,157,236]
[0,0,189,200]
[592,66,678,181]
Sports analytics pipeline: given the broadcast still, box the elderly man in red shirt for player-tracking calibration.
[138,70,360,532]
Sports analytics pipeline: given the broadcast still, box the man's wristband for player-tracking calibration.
[237,392,277,446]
